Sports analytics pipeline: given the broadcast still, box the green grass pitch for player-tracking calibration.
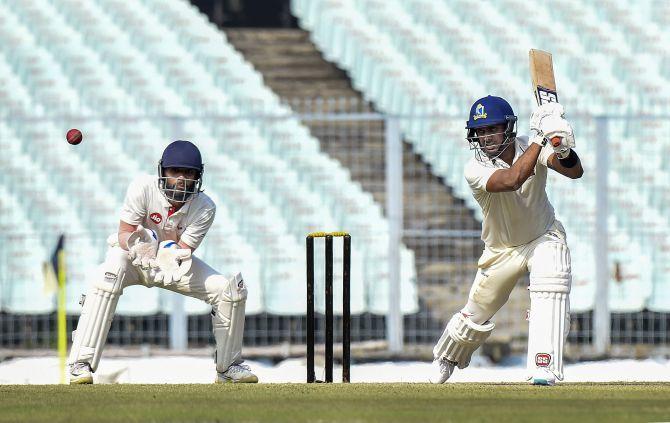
[1,383,669,422]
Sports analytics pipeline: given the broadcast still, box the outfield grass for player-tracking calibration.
[1,383,669,422]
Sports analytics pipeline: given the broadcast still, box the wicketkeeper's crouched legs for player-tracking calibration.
[68,244,138,372]
[158,256,256,382]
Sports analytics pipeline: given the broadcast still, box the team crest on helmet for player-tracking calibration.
[473,103,487,120]
[535,353,552,367]
[150,212,163,224]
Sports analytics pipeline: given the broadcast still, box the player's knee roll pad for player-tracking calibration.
[68,247,128,372]
[212,272,247,372]
[433,312,495,369]
[215,272,248,304]
[529,240,571,293]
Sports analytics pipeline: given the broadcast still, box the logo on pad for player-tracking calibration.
[149,213,162,224]
[535,353,552,367]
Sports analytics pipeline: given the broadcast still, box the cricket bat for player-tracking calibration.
[529,49,561,147]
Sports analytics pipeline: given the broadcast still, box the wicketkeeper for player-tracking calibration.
[432,96,583,385]
[68,140,258,384]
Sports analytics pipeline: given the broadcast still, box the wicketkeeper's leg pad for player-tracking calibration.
[212,272,248,373]
[68,247,129,372]
[433,312,495,369]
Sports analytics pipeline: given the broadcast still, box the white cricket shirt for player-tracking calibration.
[464,136,556,249]
[119,174,216,249]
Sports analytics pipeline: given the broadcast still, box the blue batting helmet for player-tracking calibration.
[466,95,516,130]
[466,96,518,162]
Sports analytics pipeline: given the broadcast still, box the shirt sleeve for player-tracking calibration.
[119,177,147,225]
[179,206,216,250]
[538,143,554,167]
[464,159,498,194]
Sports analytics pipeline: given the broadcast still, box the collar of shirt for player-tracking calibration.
[168,196,194,218]
[155,180,194,218]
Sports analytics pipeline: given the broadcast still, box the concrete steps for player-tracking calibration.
[225,28,484,333]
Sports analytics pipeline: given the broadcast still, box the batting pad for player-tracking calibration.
[213,272,248,372]
[68,250,127,372]
[433,312,495,369]
[527,291,569,381]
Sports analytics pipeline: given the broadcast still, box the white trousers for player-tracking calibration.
[68,235,247,373]
[463,220,571,324]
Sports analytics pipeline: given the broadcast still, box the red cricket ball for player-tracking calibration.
[66,128,83,145]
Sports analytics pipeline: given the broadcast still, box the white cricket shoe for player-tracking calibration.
[216,363,259,384]
[431,357,456,384]
[530,368,556,386]
[69,362,93,385]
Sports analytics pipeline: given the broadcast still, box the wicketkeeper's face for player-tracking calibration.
[164,167,199,191]
[476,124,506,156]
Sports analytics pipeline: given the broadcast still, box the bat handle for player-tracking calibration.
[550,136,561,147]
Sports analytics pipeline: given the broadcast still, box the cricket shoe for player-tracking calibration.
[431,357,456,384]
[530,368,556,386]
[216,363,258,384]
[69,362,93,385]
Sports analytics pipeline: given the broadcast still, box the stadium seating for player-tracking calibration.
[0,0,419,317]
[293,0,670,312]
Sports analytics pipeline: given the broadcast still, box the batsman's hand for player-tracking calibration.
[530,103,565,133]
[127,225,158,269]
[151,241,192,285]
[530,103,575,157]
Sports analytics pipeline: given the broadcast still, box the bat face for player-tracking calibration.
[529,49,558,105]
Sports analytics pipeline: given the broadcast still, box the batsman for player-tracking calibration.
[68,140,258,384]
[432,96,583,385]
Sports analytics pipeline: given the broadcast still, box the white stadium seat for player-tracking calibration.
[292,0,670,312]
[0,0,484,319]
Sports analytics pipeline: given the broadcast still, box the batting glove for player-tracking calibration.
[530,103,575,156]
[530,103,565,133]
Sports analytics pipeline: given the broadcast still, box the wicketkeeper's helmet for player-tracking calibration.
[157,140,204,203]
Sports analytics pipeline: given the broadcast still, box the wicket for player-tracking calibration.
[306,231,351,383]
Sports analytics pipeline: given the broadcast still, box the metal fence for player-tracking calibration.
[1,99,668,360]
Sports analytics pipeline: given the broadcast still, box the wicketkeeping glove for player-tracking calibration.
[150,241,192,285]
[127,225,158,269]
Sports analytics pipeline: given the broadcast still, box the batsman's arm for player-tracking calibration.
[547,150,583,179]
[485,143,543,192]
[118,220,138,251]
